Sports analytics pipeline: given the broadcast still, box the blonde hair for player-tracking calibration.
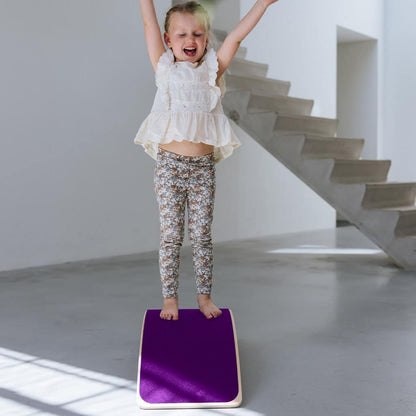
[164,1,211,33]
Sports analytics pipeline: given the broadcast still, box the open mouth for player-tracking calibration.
[183,47,197,57]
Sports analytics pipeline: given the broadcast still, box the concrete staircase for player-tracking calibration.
[212,30,416,269]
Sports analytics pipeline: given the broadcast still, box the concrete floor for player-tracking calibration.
[1,226,416,416]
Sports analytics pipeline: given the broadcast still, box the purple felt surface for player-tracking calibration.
[139,308,239,404]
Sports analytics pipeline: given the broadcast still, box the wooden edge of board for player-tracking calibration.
[229,308,243,407]
[136,310,147,409]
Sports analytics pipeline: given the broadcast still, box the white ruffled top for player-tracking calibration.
[133,47,241,163]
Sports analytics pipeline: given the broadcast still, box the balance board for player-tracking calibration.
[137,308,242,409]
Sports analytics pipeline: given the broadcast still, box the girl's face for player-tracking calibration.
[164,12,209,63]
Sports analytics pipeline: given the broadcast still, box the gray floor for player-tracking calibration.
[1,226,416,416]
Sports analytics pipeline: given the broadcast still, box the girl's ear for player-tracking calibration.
[164,32,171,48]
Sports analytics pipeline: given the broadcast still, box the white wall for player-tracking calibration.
[383,0,416,180]
[0,0,169,271]
[337,39,378,159]
[0,0,383,272]
[214,122,334,240]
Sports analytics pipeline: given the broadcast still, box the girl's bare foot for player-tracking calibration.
[160,297,179,320]
[197,294,222,319]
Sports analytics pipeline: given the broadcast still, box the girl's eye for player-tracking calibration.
[179,34,186,37]
[194,33,202,37]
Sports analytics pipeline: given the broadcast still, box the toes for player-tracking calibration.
[211,309,222,318]
[204,310,215,319]
[201,307,222,319]
[160,310,179,320]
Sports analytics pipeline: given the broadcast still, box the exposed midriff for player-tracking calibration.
[158,140,214,156]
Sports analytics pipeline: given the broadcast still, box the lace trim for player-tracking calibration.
[205,48,224,110]
[154,47,226,111]
[155,49,174,108]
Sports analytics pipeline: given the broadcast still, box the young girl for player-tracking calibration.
[135,0,278,320]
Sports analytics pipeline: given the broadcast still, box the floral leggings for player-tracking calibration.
[154,147,216,298]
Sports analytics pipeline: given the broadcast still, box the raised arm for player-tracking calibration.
[140,0,166,71]
[216,0,279,79]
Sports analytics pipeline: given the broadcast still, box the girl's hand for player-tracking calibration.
[259,0,279,7]
[217,0,279,78]
[261,0,279,6]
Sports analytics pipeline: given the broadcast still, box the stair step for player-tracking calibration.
[221,89,252,123]
[301,136,364,160]
[211,29,246,57]
[330,160,391,184]
[393,208,416,238]
[274,113,338,136]
[228,58,268,77]
[362,183,416,209]
[248,93,313,116]
[225,73,290,96]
